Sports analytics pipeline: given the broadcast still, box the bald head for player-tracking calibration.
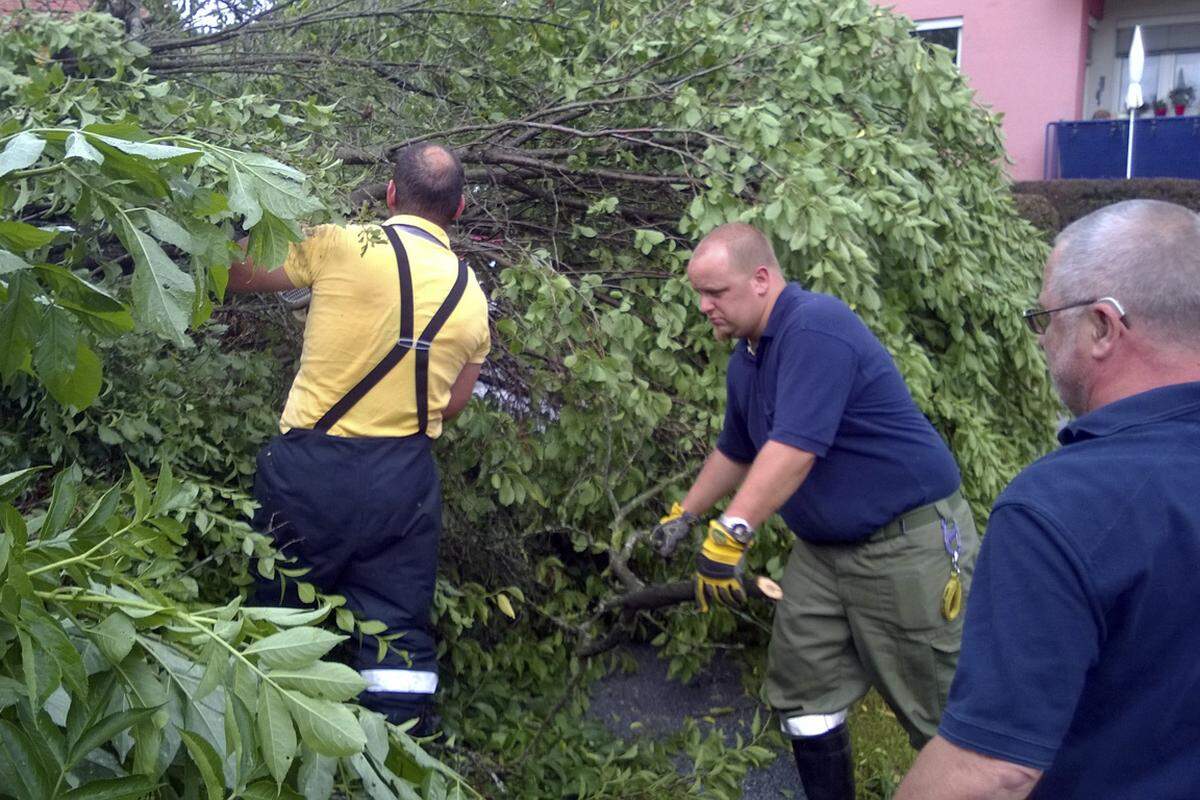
[687,223,785,342]
[390,143,465,226]
[1051,200,1200,348]
[693,222,780,275]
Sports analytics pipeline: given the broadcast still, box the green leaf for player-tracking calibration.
[33,262,128,321]
[33,305,78,387]
[73,484,120,539]
[0,675,26,710]
[282,689,366,757]
[94,612,136,665]
[0,132,45,178]
[41,465,81,539]
[0,272,39,378]
[67,706,159,771]
[41,341,101,409]
[181,729,226,800]
[127,463,151,521]
[247,210,301,271]
[242,605,330,627]
[139,638,226,758]
[358,710,388,763]
[268,662,366,702]
[243,627,345,669]
[298,750,336,800]
[193,639,228,702]
[0,249,32,274]
[140,209,197,254]
[65,131,104,164]
[89,144,170,197]
[59,776,156,800]
[256,683,296,784]
[91,134,200,163]
[349,753,399,800]
[114,215,194,347]
[24,603,88,699]
[226,165,262,227]
[243,781,301,800]
[228,153,321,220]
[0,221,55,253]
[0,719,53,800]
[0,221,56,251]
[0,467,45,502]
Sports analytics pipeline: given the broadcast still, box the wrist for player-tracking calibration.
[717,514,755,545]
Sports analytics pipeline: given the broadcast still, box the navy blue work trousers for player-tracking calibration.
[251,428,441,721]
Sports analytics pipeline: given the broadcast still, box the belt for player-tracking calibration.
[871,490,963,543]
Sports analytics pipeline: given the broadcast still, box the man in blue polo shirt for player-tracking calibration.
[651,222,978,800]
[896,200,1200,799]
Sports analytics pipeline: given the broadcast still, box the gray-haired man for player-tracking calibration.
[898,200,1200,799]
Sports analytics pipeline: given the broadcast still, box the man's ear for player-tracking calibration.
[753,264,772,293]
[1089,305,1123,359]
[452,194,466,221]
[386,180,398,213]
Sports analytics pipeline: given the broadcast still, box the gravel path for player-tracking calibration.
[586,643,803,799]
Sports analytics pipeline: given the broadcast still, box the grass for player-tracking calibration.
[849,691,918,800]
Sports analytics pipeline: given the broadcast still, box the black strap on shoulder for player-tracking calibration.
[312,224,467,434]
[415,258,469,435]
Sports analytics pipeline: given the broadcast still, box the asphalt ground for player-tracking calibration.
[586,643,804,799]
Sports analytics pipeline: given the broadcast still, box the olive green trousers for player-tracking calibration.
[764,491,979,749]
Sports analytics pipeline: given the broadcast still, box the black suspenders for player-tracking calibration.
[313,224,469,435]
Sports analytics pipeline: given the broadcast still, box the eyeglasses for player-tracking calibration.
[1022,296,1129,335]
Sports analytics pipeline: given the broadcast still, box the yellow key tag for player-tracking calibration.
[941,574,963,621]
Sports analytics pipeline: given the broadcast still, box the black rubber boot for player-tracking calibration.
[790,724,855,800]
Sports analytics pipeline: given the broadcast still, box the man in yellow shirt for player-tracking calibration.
[227,143,490,733]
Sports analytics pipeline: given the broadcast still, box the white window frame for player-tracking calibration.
[1113,13,1200,106]
[915,17,963,67]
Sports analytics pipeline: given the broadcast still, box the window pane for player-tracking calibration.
[914,27,960,65]
[1171,53,1200,111]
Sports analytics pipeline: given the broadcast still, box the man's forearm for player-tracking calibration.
[723,440,815,529]
[681,450,751,516]
[896,736,1041,800]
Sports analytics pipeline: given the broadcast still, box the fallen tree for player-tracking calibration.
[2,2,1061,796]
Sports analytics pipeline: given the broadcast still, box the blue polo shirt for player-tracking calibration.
[716,284,959,542]
[940,381,1200,798]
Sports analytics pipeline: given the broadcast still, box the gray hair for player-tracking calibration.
[1051,200,1200,347]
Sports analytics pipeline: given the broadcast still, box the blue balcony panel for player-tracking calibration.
[1045,117,1200,180]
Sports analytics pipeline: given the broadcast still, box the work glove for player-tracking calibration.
[695,518,752,613]
[651,501,698,558]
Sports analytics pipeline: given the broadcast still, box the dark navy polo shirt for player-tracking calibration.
[940,381,1200,799]
[716,284,960,542]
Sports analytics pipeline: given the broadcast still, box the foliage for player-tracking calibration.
[0,13,472,800]
[0,465,477,800]
[0,11,337,409]
[1,2,1066,799]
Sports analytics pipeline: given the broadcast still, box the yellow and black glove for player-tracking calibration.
[694,517,752,613]
[651,501,698,558]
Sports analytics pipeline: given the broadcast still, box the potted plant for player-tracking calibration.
[1169,84,1194,116]
[1153,98,1169,117]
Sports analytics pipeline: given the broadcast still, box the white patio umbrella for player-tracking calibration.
[1125,25,1145,179]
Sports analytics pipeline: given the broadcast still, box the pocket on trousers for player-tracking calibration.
[887,534,955,632]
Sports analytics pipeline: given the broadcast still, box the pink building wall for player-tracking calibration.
[0,0,88,12]
[878,0,1094,180]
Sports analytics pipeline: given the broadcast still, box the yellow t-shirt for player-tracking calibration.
[278,215,490,438]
